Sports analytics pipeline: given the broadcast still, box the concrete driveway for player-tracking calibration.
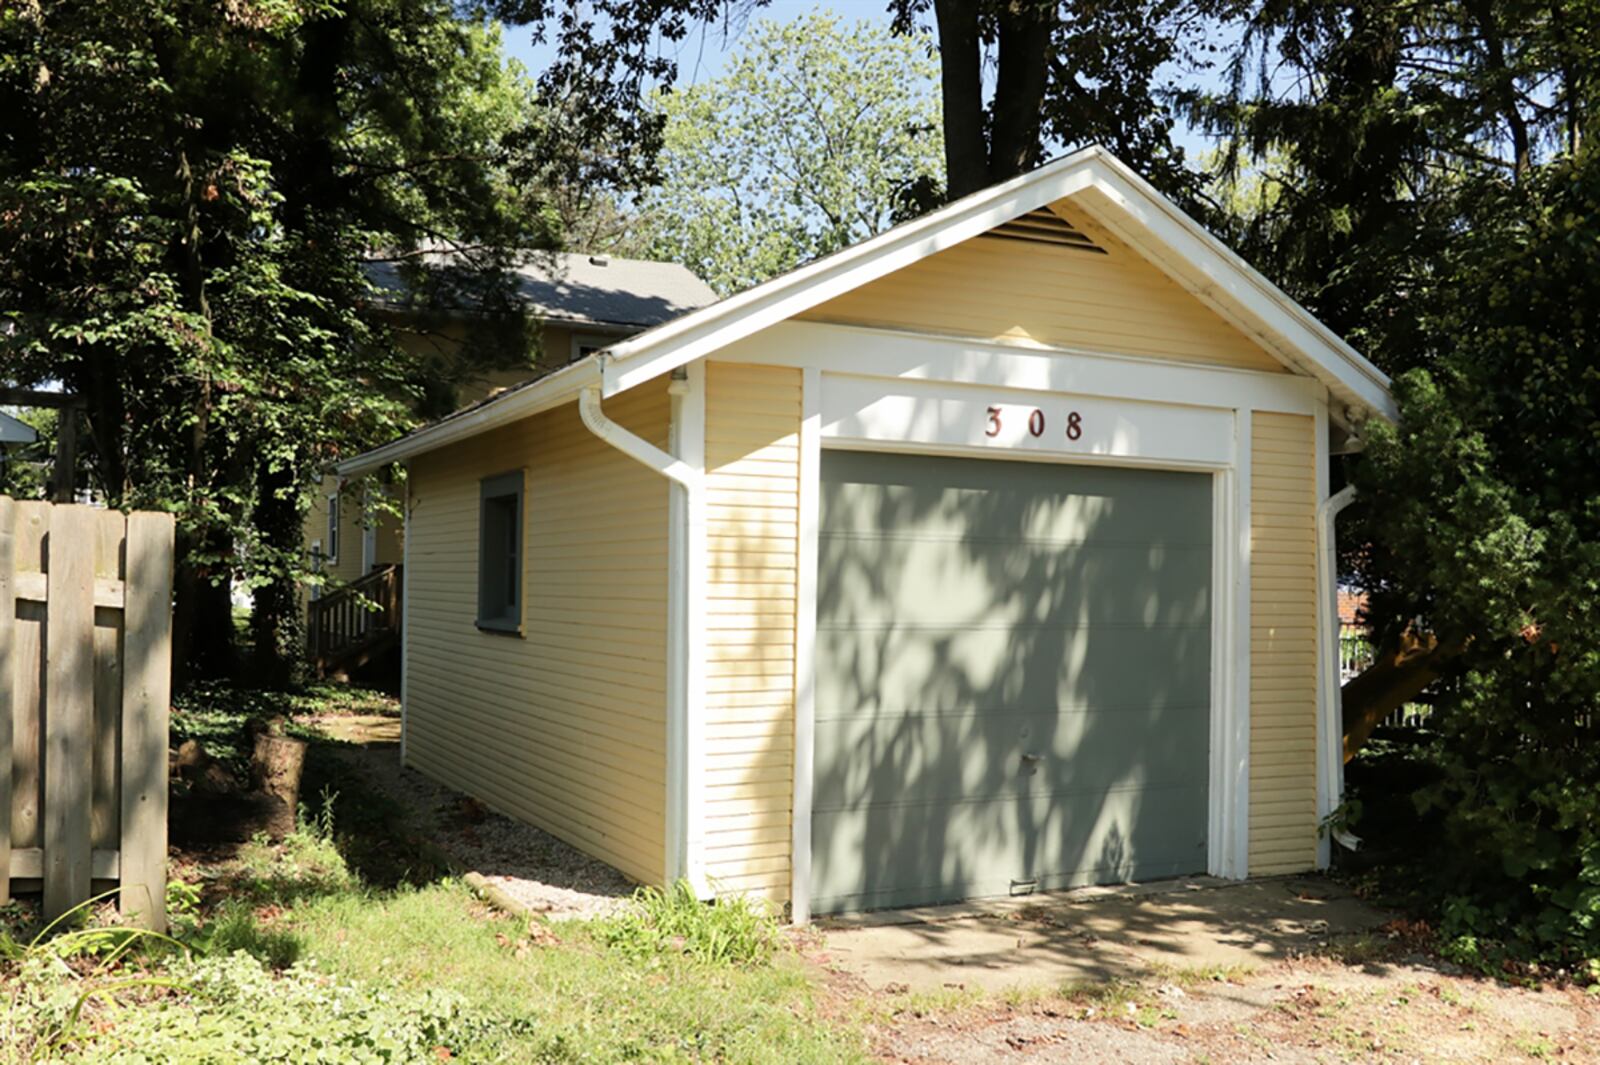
[813,876,1388,994]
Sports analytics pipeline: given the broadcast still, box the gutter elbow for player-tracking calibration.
[578,385,700,490]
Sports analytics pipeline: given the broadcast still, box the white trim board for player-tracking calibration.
[820,374,1236,469]
[719,321,1323,417]
[789,367,822,924]
[597,147,1393,422]
[787,367,1258,921]
[337,148,1391,478]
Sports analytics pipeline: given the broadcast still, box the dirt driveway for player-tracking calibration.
[816,877,1384,993]
[809,879,1600,1063]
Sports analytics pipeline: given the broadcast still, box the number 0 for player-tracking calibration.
[1028,409,1045,437]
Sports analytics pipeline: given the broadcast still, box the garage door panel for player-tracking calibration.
[818,539,1212,631]
[814,451,1212,914]
[819,453,1212,543]
[813,717,1208,809]
[815,624,1212,724]
[811,781,1209,912]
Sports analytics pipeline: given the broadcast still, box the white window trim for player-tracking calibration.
[361,486,378,574]
[325,493,340,564]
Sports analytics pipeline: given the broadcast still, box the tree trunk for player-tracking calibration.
[988,0,1052,183]
[933,0,990,199]
[249,456,308,689]
[252,731,307,841]
[1341,631,1466,759]
[172,525,239,686]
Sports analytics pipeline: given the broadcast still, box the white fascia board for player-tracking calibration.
[334,356,601,476]
[598,148,1104,398]
[599,145,1395,424]
[1070,155,1397,423]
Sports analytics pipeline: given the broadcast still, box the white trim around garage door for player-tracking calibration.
[787,363,1259,920]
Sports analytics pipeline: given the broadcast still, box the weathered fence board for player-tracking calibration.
[2,496,173,929]
[0,499,13,905]
[44,504,97,921]
[120,511,174,928]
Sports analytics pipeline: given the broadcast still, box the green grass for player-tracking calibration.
[3,684,867,1063]
[273,882,858,1062]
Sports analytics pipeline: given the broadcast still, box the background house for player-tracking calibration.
[304,252,717,673]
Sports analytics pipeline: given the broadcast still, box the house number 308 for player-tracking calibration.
[986,406,1084,441]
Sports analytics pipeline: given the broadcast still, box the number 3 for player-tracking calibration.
[986,406,1002,437]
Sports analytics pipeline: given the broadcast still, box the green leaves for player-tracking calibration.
[1347,154,1600,970]
[0,0,574,676]
[631,12,944,296]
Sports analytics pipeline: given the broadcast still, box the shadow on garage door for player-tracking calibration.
[812,450,1213,914]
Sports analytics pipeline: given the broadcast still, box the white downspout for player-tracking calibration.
[1316,483,1361,854]
[577,381,706,894]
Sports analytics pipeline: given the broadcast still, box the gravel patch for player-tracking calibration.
[335,743,635,919]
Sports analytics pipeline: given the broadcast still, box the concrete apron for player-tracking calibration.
[814,876,1388,994]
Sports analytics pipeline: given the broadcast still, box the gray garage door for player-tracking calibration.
[813,450,1212,914]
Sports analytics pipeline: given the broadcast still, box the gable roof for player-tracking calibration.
[366,249,718,330]
[338,146,1394,477]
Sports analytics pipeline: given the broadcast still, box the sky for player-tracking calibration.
[497,2,1229,161]
[500,0,865,91]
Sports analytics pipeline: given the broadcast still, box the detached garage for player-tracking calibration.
[338,147,1396,920]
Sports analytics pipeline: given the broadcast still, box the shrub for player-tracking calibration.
[1346,156,1600,973]
[596,881,782,966]
[24,950,530,1063]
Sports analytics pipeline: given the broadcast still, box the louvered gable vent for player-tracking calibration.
[985,207,1105,253]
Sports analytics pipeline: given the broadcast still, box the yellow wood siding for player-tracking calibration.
[305,481,367,585]
[1248,411,1319,875]
[799,199,1283,373]
[703,362,802,900]
[404,381,671,885]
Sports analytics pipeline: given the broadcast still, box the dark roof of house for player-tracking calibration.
[365,249,718,330]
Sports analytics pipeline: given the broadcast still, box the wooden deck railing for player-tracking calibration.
[309,563,402,676]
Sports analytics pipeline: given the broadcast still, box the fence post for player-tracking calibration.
[120,511,174,931]
[0,498,14,904]
[43,504,95,922]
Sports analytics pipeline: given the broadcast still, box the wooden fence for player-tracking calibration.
[0,497,174,930]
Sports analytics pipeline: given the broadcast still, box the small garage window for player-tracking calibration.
[477,471,524,633]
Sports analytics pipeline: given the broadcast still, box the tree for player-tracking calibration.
[888,0,1236,201]
[1343,156,1600,965]
[514,0,1228,209]
[0,1,558,683]
[1187,1,1600,744]
[633,12,944,295]
[1192,0,1600,350]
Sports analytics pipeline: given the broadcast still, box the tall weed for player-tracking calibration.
[596,880,782,966]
